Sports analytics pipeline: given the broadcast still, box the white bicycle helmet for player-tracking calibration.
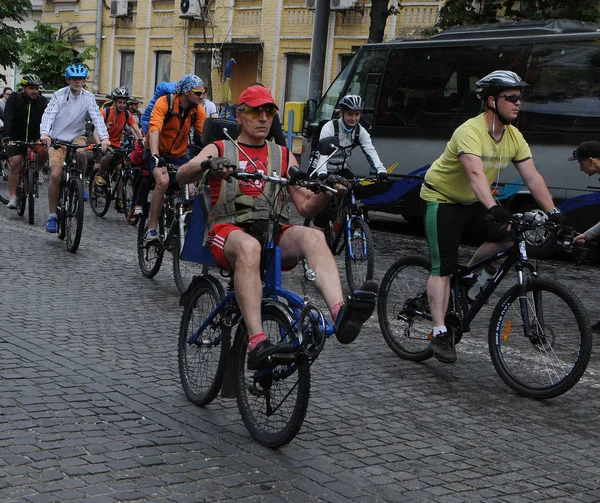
[476,70,528,100]
[338,94,364,111]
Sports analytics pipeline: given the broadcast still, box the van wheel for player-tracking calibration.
[517,204,558,259]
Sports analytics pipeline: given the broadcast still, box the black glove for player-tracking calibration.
[151,154,166,169]
[202,156,235,178]
[377,170,389,182]
[325,174,351,189]
[548,210,566,227]
[487,205,512,225]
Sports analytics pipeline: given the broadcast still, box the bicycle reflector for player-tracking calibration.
[503,319,512,341]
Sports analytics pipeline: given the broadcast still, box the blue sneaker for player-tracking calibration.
[83,190,89,202]
[46,216,58,233]
[145,228,161,244]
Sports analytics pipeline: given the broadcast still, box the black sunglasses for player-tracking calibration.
[498,94,523,104]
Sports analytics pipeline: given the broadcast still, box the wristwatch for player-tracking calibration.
[548,207,561,215]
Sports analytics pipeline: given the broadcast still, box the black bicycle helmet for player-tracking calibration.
[127,97,139,105]
[65,64,88,79]
[20,74,43,87]
[111,87,130,100]
[338,94,364,111]
[476,70,528,124]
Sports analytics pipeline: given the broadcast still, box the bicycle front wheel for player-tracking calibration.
[0,155,9,204]
[65,177,84,253]
[345,217,374,292]
[122,174,135,219]
[27,166,35,225]
[89,168,111,217]
[178,280,228,406]
[378,256,433,361]
[16,173,26,216]
[489,278,592,399]
[137,213,164,278]
[234,304,310,448]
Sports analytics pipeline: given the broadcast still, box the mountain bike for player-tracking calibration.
[12,141,43,225]
[136,166,201,293]
[89,145,138,219]
[0,140,10,204]
[377,213,592,399]
[178,121,377,447]
[51,141,100,253]
[304,176,376,292]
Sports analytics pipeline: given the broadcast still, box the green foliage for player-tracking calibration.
[20,22,97,90]
[0,0,33,84]
[436,0,600,33]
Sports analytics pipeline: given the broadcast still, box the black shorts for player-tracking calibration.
[424,201,514,277]
[5,144,27,159]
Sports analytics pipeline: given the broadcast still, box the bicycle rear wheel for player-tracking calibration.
[65,177,84,253]
[345,217,374,292]
[89,168,111,217]
[234,304,310,448]
[378,256,433,361]
[137,212,164,277]
[122,174,135,220]
[0,155,9,204]
[489,278,592,399]
[27,166,35,225]
[179,280,228,406]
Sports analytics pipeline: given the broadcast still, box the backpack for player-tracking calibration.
[102,104,130,123]
[140,81,177,134]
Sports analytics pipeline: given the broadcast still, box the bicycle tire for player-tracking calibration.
[65,177,84,253]
[16,171,26,216]
[137,212,164,278]
[122,175,135,220]
[488,277,592,399]
[233,304,310,448]
[57,185,66,240]
[89,168,111,217]
[345,217,375,292]
[378,255,434,361]
[179,280,228,406]
[173,214,206,294]
[0,155,9,204]
[27,166,35,225]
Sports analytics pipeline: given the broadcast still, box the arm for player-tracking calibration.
[460,153,497,209]
[358,126,385,172]
[193,105,207,135]
[176,143,219,184]
[130,122,142,141]
[574,221,600,244]
[286,151,336,217]
[40,93,60,140]
[514,158,556,212]
[3,93,15,139]
[87,98,109,140]
[314,120,336,177]
[147,97,168,156]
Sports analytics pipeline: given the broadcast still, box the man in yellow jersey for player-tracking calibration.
[420,70,564,364]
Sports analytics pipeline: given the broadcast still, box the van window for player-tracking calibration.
[315,53,357,124]
[376,44,528,130]
[345,49,387,124]
[519,41,600,134]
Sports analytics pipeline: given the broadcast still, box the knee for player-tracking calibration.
[233,238,262,268]
[305,228,328,251]
[49,167,62,184]
[154,174,169,192]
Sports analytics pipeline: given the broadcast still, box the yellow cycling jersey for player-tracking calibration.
[421,113,532,205]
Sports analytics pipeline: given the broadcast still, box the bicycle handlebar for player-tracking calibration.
[50,140,103,151]
[231,169,337,194]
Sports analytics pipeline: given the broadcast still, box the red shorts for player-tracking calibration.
[207,223,295,271]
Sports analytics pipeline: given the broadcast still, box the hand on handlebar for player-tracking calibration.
[573,233,588,246]
[547,211,566,227]
[40,134,52,149]
[202,156,236,182]
[376,169,389,182]
[487,205,512,225]
[100,138,111,154]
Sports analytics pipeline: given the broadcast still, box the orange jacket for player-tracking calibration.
[147,94,206,158]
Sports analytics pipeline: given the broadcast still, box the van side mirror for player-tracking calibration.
[318,136,339,156]
[201,118,241,146]
[304,99,317,124]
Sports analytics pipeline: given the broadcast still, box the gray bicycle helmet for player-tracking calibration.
[65,64,88,79]
[111,87,130,100]
[338,94,364,111]
[476,70,528,100]
[20,74,43,87]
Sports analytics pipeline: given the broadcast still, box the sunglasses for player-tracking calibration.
[498,94,523,104]
[193,90,206,97]
[244,106,277,118]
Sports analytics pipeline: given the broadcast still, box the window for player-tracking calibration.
[155,51,171,86]
[376,44,528,130]
[519,41,600,134]
[194,52,212,97]
[345,49,387,124]
[120,51,134,91]
[284,54,310,103]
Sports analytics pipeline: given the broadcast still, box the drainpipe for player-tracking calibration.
[94,0,103,94]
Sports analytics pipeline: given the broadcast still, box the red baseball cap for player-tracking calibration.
[237,86,278,110]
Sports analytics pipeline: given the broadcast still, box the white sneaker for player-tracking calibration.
[6,197,17,209]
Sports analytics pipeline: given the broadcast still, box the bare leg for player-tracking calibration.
[7,155,22,198]
[48,163,63,214]
[149,170,169,229]
[467,241,512,267]
[427,275,450,327]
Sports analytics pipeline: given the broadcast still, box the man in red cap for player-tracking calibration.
[177,85,377,370]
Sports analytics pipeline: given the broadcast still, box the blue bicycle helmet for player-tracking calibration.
[65,64,88,79]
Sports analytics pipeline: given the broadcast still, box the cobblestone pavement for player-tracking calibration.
[1,193,600,503]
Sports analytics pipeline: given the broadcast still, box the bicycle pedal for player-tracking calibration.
[267,353,297,366]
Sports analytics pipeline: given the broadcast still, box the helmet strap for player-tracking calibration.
[487,95,511,126]
[341,117,355,132]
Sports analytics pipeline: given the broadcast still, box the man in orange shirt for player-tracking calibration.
[144,74,206,242]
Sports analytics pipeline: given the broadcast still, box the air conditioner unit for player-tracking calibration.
[305,0,316,9]
[110,0,128,17]
[180,0,202,18]
[330,0,357,10]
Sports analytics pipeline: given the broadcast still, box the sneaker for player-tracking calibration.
[6,197,17,209]
[145,228,161,243]
[94,175,107,186]
[247,339,294,370]
[45,216,58,233]
[115,199,124,213]
[133,205,143,217]
[335,280,378,344]
[83,190,89,202]
[592,321,600,333]
[430,332,457,364]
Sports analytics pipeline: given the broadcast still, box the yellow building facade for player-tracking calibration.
[41,0,440,109]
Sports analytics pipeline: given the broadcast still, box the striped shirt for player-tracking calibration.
[40,86,108,142]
